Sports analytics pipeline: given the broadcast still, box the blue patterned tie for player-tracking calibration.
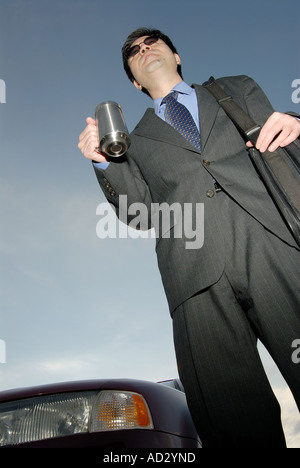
[162,91,222,192]
[162,91,201,151]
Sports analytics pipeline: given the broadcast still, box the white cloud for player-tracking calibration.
[259,343,300,448]
[273,386,300,448]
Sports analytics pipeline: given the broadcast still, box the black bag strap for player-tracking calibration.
[202,76,262,144]
[203,76,300,142]
[203,76,300,247]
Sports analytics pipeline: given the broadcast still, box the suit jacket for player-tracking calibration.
[94,75,298,313]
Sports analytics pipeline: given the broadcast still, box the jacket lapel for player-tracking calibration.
[192,83,220,152]
[133,108,199,152]
[132,83,220,154]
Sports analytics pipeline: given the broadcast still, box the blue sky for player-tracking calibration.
[0,0,299,446]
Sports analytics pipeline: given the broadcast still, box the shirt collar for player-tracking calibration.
[154,81,193,114]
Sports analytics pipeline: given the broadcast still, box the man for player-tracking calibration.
[78,28,300,447]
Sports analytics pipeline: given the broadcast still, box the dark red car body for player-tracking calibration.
[0,378,201,448]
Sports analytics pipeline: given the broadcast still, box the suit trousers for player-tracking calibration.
[172,190,300,448]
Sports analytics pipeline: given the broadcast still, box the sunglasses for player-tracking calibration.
[126,35,160,59]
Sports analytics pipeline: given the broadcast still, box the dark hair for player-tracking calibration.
[122,27,183,96]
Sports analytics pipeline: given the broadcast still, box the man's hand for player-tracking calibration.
[78,117,108,162]
[246,112,300,153]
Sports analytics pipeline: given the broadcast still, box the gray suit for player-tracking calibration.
[94,75,300,447]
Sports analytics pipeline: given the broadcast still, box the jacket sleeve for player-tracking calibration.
[93,153,153,230]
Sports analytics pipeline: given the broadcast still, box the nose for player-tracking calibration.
[139,41,151,55]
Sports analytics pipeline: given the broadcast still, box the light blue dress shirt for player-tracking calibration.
[154,81,200,130]
[93,81,199,170]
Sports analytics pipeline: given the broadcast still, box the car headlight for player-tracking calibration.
[0,390,154,446]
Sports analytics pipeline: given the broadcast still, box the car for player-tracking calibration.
[0,378,202,448]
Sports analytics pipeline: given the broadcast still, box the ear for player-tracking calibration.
[174,53,181,65]
[133,79,143,91]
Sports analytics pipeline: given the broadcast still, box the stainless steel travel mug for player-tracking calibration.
[95,101,131,157]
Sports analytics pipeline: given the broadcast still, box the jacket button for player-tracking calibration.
[203,159,210,166]
[206,189,215,198]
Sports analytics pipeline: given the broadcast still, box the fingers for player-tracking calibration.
[86,117,96,125]
[256,112,300,153]
[78,117,107,162]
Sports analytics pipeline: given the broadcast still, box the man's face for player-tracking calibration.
[127,35,181,91]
